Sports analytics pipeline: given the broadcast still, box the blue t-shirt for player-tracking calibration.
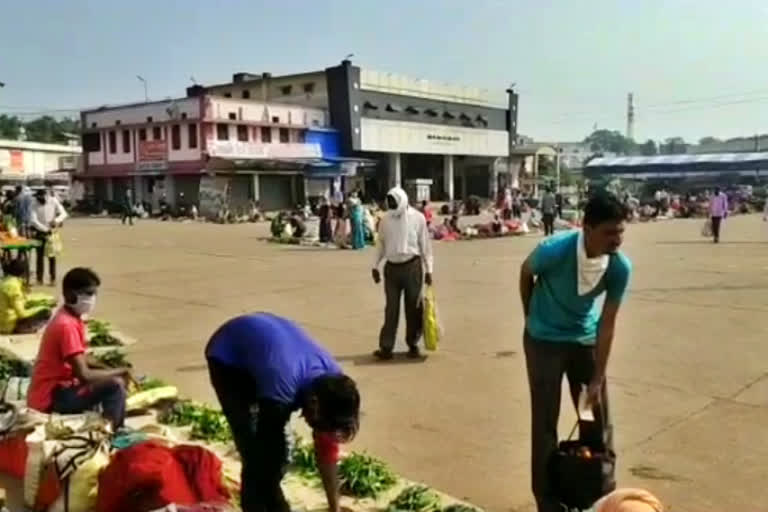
[526,231,631,344]
[206,313,341,407]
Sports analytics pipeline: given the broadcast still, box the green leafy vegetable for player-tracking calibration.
[25,297,56,309]
[0,355,31,381]
[442,505,481,512]
[339,452,397,498]
[93,350,131,368]
[87,319,123,347]
[137,377,167,391]
[387,486,441,512]
[289,437,319,478]
[158,400,232,443]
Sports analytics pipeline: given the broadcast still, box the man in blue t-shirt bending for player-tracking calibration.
[206,313,360,512]
[519,192,631,512]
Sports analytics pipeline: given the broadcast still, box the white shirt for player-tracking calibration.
[374,207,434,273]
[30,196,68,233]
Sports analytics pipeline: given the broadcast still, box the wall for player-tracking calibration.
[0,140,81,177]
[204,97,327,127]
[84,98,200,127]
[203,71,329,109]
[360,118,509,156]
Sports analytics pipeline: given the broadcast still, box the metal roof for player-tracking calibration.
[587,152,768,167]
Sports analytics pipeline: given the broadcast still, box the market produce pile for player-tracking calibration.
[0,318,484,512]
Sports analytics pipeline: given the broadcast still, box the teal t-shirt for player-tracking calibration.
[526,230,631,344]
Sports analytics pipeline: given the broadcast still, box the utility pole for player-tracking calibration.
[136,75,148,101]
[626,93,635,141]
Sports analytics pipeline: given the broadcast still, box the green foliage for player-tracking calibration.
[25,297,56,309]
[87,319,123,347]
[339,452,397,498]
[0,355,30,381]
[0,114,80,144]
[93,350,131,368]
[387,485,441,512]
[137,377,167,391]
[442,505,481,512]
[158,400,232,443]
[584,129,635,155]
[290,437,319,478]
[639,139,658,156]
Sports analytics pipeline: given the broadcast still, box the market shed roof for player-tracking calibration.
[584,151,768,177]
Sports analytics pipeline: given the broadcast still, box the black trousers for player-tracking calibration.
[33,231,55,284]
[524,332,614,512]
[379,257,423,352]
[711,216,722,242]
[542,213,555,236]
[208,358,292,512]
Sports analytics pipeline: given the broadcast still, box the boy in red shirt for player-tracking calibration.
[27,268,131,428]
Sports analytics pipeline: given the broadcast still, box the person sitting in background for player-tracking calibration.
[0,258,52,334]
[30,189,67,286]
[27,268,130,429]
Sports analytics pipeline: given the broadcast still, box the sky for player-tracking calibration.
[1,0,767,143]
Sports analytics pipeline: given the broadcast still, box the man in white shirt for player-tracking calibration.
[372,187,434,360]
[30,189,68,285]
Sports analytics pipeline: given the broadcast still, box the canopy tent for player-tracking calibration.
[585,152,768,178]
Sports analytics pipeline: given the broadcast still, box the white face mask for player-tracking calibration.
[71,294,97,316]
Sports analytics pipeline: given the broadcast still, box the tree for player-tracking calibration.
[660,137,688,155]
[0,115,23,140]
[583,129,635,155]
[639,139,658,156]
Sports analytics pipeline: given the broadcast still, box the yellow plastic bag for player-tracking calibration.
[422,286,442,351]
[46,231,63,258]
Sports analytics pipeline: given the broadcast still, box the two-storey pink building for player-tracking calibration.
[80,94,333,213]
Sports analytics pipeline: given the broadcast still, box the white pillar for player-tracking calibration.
[488,163,499,200]
[388,152,401,188]
[507,157,520,190]
[443,155,454,201]
[252,174,260,201]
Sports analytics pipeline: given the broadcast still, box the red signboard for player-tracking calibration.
[9,150,23,173]
[138,140,167,162]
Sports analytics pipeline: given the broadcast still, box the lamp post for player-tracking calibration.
[136,75,148,101]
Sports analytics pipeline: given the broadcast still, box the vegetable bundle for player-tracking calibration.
[93,350,131,368]
[0,355,31,381]
[87,319,123,347]
[387,486,442,512]
[289,437,319,478]
[339,452,397,498]
[159,400,232,443]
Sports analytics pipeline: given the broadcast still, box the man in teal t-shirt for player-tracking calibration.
[519,192,632,512]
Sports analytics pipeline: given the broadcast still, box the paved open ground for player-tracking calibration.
[53,215,768,511]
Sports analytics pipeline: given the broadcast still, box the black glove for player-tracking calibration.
[425,273,433,286]
[372,269,381,284]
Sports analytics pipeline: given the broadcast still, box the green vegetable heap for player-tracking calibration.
[159,400,233,443]
[387,485,442,512]
[339,452,398,498]
[86,319,124,347]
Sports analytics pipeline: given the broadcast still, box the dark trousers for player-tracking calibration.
[524,332,614,512]
[121,211,135,225]
[542,213,555,236]
[711,216,722,243]
[33,232,55,284]
[208,358,292,512]
[379,257,423,353]
[51,379,126,428]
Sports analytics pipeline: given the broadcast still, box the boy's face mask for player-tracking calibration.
[70,291,97,316]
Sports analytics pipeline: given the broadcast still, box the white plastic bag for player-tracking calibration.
[701,218,712,237]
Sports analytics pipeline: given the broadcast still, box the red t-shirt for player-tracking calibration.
[27,308,87,412]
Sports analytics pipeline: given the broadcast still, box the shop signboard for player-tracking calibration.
[136,140,168,171]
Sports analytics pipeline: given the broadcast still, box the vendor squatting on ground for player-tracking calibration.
[205,313,361,512]
[27,268,131,429]
[372,187,434,360]
[520,192,632,512]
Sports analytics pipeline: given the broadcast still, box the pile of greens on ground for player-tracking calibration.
[86,319,123,347]
[136,377,167,391]
[289,436,319,478]
[339,452,398,498]
[159,400,232,443]
[93,350,132,368]
[25,297,56,309]
[441,505,481,512]
[0,355,30,382]
[387,485,442,512]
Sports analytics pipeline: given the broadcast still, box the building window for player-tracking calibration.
[90,122,97,128]
[122,130,131,153]
[272,116,280,124]
[108,131,117,154]
[303,82,315,94]
[82,132,100,152]
[181,112,188,120]
[146,116,153,123]
[171,124,181,150]
[237,125,248,142]
[188,124,198,148]
[139,128,147,141]
[279,128,290,143]
[228,112,237,120]
[260,127,272,143]
[152,126,162,140]
[224,92,232,98]
[217,123,229,141]
[281,85,292,95]
[242,90,251,99]
[115,120,121,125]
[296,131,305,143]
